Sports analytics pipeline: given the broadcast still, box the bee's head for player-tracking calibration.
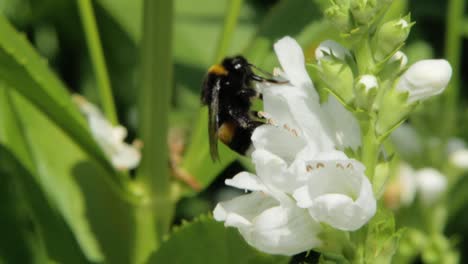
[222,56,251,75]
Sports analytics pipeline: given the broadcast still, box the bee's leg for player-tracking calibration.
[229,109,259,129]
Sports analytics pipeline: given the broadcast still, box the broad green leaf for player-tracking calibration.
[0,15,112,173]
[0,152,50,264]
[147,216,290,264]
[0,87,90,263]
[0,86,136,263]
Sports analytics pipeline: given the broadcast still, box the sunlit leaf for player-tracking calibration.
[0,86,136,263]
[147,216,290,264]
[0,15,111,172]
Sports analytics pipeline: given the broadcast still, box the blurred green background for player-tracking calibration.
[0,0,467,263]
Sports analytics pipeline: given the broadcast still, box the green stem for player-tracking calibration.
[353,37,374,75]
[442,0,465,137]
[133,0,173,262]
[462,17,468,37]
[361,119,379,182]
[77,0,118,124]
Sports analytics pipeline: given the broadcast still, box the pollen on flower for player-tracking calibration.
[258,111,276,125]
[316,163,325,169]
[346,163,354,169]
[306,164,314,172]
[282,123,299,137]
[336,163,345,169]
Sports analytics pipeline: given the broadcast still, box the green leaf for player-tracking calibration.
[0,86,137,263]
[0,87,90,263]
[0,15,112,173]
[147,216,290,264]
[0,152,50,264]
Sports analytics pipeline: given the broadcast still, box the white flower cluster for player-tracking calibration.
[213,37,376,255]
[388,163,447,208]
[316,40,452,104]
[73,95,141,170]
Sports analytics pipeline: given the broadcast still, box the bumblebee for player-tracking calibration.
[201,56,284,161]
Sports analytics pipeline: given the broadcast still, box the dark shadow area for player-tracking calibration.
[72,160,137,264]
[0,146,88,264]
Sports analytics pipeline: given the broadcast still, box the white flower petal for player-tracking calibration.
[415,168,447,205]
[274,36,315,98]
[321,96,361,150]
[214,192,277,228]
[214,192,322,256]
[225,172,266,192]
[75,95,142,170]
[252,149,302,194]
[110,144,141,170]
[396,59,452,103]
[296,159,376,231]
[244,205,322,256]
[251,125,306,164]
[293,186,313,208]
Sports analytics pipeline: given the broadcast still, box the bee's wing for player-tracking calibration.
[208,79,221,161]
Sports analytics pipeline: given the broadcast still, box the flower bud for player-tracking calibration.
[389,51,408,69]
[315,40,350,62]
[324,1,351,32]
[313,59,354,103]
[350,0,378,25]
[395,59,452,103]
[415,168,447,206]
[354,74,378,110]
[373,16,412,60]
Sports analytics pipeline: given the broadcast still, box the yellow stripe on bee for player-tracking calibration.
[208,64,228,76]
[218,122,236,144]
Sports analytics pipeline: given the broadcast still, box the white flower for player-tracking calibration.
[292,151,376,231]
[315,40,350,62]
[395,59,452,103]
[450,149,468,169]
[415,168,447,205]
[213,150,322,256]
[257,36,361,159]
[73,95,141,170]
[214,36,376,254]
[387,164,446,208]
[446,138,468,169]
[397,164,417,206]
[260,37,374,223]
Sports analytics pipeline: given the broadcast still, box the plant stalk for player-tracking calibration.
[133,0,173,262]
[77,0,118,124]
[442,0,465,137]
